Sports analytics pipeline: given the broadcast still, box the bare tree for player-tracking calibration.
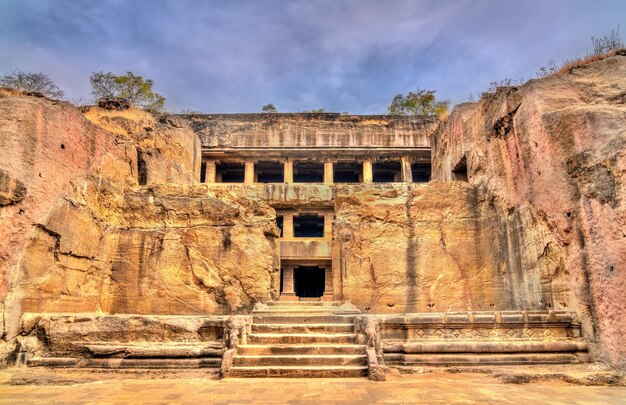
[0,69,65,98]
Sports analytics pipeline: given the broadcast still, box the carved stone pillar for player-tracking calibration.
[322,266,334,301]
[363,160,373,183]
[282,212,294,239]
[324,162,333,184]
[284,160,293,183]
[401,156,413,183]
[323,214,333,239]
[204,161,216,183]
[244,161,254,184]
[281,266,296,299]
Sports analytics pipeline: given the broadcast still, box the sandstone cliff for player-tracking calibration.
[0,96,279,354]
[432,54,626,369]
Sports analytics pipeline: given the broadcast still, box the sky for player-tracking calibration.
[0,0,625,114]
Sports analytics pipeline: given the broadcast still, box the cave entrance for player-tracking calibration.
[452,156,468,182]
[293,266,326,298]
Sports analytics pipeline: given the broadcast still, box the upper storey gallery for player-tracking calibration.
[180,112,437,184]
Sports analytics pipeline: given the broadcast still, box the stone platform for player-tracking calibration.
[15,306,588,378]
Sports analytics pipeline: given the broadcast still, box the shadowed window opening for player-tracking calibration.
[256,161,284,183]
[452,156,468,182]
[294,215,324,237]
[294,266,325,298]
[333,162,361,183]
[294,161,323,183]
[137,151,148,185]
[373,161,401,182]
[200,161,207,183]
[276,215,284,237]
[411,163,431,182]
[216,162,245,183]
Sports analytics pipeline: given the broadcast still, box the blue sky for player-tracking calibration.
[1,0,625,113]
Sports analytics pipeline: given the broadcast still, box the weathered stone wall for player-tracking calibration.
[182,113,435,149]
[332,183,569,314]
[432,55,626,369]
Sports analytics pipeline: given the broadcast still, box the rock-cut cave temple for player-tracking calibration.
[0,54,625,378]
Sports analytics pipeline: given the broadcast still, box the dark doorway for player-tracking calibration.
[373,161,401,182]
[294,215,324,237]
[333,162,361,183]
[256,161,284,183]
[294,161,324,183]
[216,162,245,183]
[411,163,431,182]
[294,266,325,298]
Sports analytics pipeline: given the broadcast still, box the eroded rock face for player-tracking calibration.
[0,95,279,345]
[333,183,568,313]
[432,55,626,369]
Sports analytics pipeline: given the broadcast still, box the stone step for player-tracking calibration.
[27,356,221,368]
[266,301,344,306]
[228,365,368,378]
[248,333,357,345]
[237,344,366,356]
[384,352,582,366]
[252,307,343,314]
[251,323,354,334]
[233,354,367,367]
[253,315,356,324]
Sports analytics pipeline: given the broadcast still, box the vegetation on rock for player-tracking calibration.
[387,88,449,118]
[0,69,65,98]
[90,71,165,111]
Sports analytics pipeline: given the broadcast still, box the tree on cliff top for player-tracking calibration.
[90,71,165,110]
[0,69,65,98]
[387,88,449,118]
[261,103,278,113]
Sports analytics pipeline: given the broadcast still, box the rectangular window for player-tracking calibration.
[293,214,324,238]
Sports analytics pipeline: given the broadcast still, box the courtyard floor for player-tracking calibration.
[0,366,625,404]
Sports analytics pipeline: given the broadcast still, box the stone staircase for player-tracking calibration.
[228,301,368,377]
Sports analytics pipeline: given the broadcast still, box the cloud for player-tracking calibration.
[1,0,625,113]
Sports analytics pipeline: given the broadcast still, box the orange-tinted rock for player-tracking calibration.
[432,54,626,369]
